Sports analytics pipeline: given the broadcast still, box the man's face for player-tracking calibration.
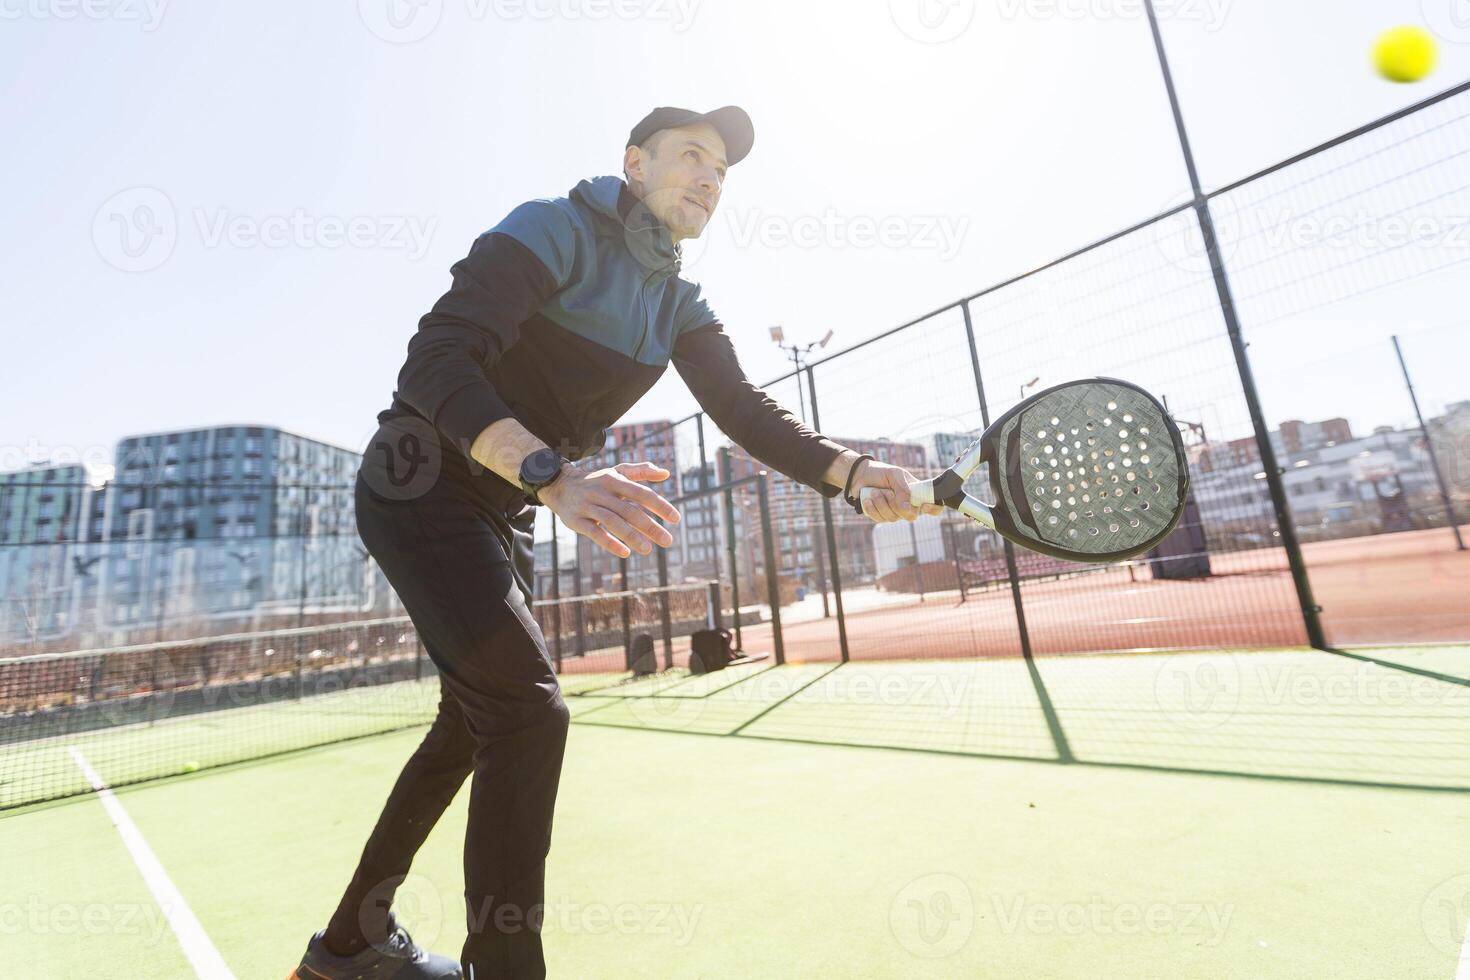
[624,122,727,242]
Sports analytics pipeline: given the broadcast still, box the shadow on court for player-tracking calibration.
[566,646,1470,794]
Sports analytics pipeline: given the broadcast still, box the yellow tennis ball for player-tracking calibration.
[1373,26,1438,83]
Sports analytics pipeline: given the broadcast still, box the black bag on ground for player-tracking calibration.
[627,633,658,676]
[689,628,738,675]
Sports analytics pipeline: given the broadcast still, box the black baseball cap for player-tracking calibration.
[626,106,755,167]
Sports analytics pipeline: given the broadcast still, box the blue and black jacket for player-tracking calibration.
[378,175,847,501]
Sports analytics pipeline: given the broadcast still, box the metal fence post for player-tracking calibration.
[549,515,563,669]
[756,472,785,665]
[696,415,724,598]
[804,364,851,662]
[1144,0,1327,649]
[571,544,586,659]
[620,555,632,664]
[961,299,1034,657]
[656,545,673,670]
[947,518,968,602]
[719,447,743,652]
[1393,335,1465,550]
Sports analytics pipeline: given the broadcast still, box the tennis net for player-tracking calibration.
[0,580,726,809]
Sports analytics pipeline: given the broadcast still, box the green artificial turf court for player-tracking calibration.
[2,651,1469,978]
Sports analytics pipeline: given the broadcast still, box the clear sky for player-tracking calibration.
[4,0,1468,498]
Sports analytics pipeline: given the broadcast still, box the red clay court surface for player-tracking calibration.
[556,527,1470,673]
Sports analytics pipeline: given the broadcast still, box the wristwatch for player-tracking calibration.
[518,448,567,505]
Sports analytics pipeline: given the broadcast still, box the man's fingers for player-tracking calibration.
[589,506,657,557]
[615,461,672,484]
[610,500,673,548]
[864,489,901,523]
[920,503,946,517]
[610,478,681,524]
[886,472,920,521]
[569,516,630,559]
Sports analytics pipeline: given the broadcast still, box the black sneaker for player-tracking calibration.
[289,919,461,979]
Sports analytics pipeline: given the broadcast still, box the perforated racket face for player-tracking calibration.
[991,379,1188,561]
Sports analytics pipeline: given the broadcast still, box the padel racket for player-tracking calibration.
[858,378,1189,563]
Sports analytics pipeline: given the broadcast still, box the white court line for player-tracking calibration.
[68,747,235,980]
[1457,915,1470,980]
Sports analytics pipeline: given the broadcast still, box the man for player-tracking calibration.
[291,105,937,980]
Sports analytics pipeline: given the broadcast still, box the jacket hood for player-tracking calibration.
[570,176,682,281]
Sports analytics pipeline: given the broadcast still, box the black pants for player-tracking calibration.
[328,441,570,979]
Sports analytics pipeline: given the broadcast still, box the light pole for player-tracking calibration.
[769,326,834,425]
[769,326,836,615]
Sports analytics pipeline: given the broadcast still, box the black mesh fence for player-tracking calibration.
[6,79,1469,809]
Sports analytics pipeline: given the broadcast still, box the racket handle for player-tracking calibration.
[856,484,925,514]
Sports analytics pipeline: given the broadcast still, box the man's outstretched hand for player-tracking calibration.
[539,461,681,559]
[850,459,946,524]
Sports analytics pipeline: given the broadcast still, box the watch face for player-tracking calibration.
[522,449,562,485]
